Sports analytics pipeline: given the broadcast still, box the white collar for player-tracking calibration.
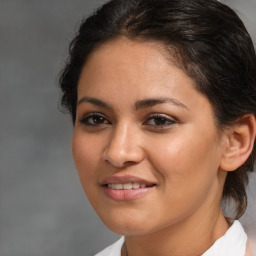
[202,220,247,256]
[95,220,247,256]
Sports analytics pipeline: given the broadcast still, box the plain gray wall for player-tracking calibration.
[0,0,255,255]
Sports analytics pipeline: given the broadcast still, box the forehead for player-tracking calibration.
[83,38,171,75]
[78,37,195,96]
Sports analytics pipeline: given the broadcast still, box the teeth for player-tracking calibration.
[107,183,148,190]
[132,182,140,189]
[123,183,133,190]
[108,184,114,189]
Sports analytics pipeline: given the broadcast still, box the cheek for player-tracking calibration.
[72,133,100,185]
[147,131,221,188]
[147,136,192,173]
[72,133,107,211]
[146,136,222,220]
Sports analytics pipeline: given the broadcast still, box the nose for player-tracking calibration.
[103,124,145,168]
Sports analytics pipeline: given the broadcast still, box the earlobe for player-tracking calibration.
[220,114,256,172]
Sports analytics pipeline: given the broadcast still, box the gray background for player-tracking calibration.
[0,0,255,255]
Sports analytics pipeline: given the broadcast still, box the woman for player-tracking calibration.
[59,0,256,255]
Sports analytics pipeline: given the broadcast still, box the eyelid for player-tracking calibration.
[81,112,105,118]
[143,113,177,127]
[147,113,176,119]
[79,112,111,125]
[146,113,176,121]
[79,112,104,120]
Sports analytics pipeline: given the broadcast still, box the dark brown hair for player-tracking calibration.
[59,0,256,219]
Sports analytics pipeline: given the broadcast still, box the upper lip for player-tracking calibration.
[101,175,156,186]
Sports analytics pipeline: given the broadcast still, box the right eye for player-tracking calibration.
[79,113,110,126]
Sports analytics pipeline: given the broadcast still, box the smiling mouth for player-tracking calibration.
[107,183,155,190]
[102,176,156,200]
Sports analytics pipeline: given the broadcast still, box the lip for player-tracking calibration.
[101,175,156,201]
[101,175,156,186]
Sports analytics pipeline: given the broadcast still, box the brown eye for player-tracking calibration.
[80,113,110,126]
[144,114,176,128]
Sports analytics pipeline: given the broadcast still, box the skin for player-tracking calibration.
[72,37,231,256]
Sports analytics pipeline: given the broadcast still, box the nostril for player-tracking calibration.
[123,160,138,167]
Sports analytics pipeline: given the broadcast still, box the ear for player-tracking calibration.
[220,114,256,172]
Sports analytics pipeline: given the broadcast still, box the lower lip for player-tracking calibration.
[103,186,155,201]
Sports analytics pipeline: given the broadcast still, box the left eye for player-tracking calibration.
[144,114,176,128]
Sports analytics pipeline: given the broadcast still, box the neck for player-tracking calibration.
[123,208,229,256]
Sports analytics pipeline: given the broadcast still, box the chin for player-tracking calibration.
[106,223,152,236]
[99,211,155,236]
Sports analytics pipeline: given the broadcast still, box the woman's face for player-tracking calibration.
[73,38,227,236]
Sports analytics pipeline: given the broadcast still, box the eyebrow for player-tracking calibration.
[77,97,112,109]
[135,97,188,110]
[77,96,188,110]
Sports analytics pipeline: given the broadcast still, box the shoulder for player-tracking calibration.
[94,237,124,256]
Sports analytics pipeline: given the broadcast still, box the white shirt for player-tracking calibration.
[94,220,247,256]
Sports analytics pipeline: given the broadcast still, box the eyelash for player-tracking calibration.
[79,113,110,126]
[143,114,176,128]
[79,113,176,129]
